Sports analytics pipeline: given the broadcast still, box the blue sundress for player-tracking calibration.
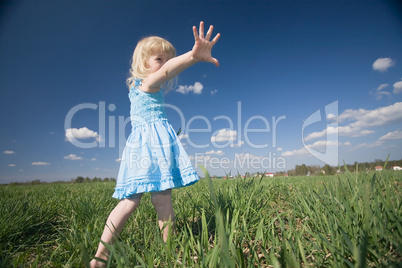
[112,79,199,199]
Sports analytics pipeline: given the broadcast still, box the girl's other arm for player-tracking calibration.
[141,21,220,93]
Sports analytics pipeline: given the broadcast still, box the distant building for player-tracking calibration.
[375,166,383,171]
[392,165,402,170]
[265,172,274,177]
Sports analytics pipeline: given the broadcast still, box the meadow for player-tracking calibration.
[0,168,401,267]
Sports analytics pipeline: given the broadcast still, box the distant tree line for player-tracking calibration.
[5,158,401,186]
[288,164,338,176]
[341,158,402,172]
[73,176,116,183]
[287,158,402,176]
[3,177,116,186]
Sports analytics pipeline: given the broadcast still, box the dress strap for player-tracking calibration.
[129,78,143,94]
[134,78,143,88]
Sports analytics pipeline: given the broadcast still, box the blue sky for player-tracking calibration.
[1,0,402,183]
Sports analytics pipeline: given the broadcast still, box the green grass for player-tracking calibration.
[0,170,401,267]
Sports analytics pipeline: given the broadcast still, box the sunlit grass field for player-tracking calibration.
[1,168,401,267]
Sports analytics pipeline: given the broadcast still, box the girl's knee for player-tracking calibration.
[151,189,172,208]
[120,193,143,213]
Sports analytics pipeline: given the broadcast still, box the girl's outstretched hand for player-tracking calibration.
[192,21,220,67]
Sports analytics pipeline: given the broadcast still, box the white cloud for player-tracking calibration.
[281,148,308,157]
[379,130,402,140]
[8,164,16,167]
[211,89,218,95]
[230,140,244,148]
[304,126,375,141]
[176,82,203,94]
[178,134,188,140]
[205,150,224,156]
[281,140,348,157]
[306,102,402,141]
[393,81,402,94]
[344,102,402,129]
[32,162,50,166]
[373,90,391,100]
[91,158,97,161]
[377,84,389,91]
[64,154,83,160]
[372,57,395,72]
[327,113,336,120]
[350,130,402,150]
[65,127,100,142]
[332,108,369,122]
[370,84,391,100]
[4,150,15,154]
[304,128,329,141]
[353,140,383,149]
[211,129,237,142]
[310,140,339,149]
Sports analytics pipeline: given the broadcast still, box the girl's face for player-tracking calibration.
[146,51,171,74]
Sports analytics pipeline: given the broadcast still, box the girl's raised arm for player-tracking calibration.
[141,21,220,93]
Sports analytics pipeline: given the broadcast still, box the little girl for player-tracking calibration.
[90,21,220,267]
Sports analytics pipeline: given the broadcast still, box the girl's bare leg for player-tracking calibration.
[151,189,175,242]
[90,194,143,267]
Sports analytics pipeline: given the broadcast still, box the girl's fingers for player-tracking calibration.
[194,21,220,44]
[211,57,219,67]
[199,21,204,38]
[205,25,213,40]
[193,26,199,41]
[211,33,221,45]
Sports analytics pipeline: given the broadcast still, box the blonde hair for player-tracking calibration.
[127,36,176,90]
